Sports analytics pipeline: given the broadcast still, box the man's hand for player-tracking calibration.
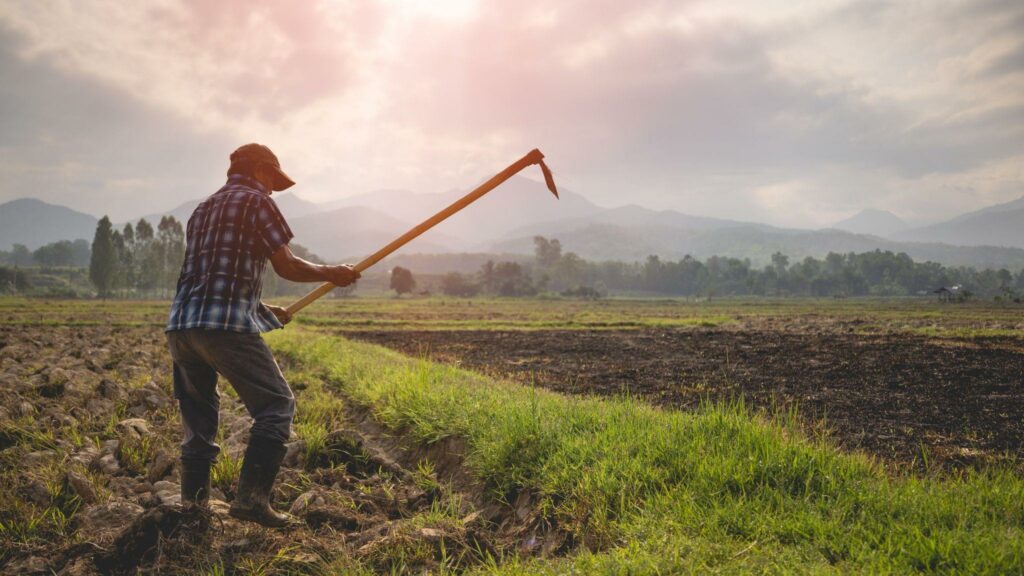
[265,304,292,325]
[322,264,360,287]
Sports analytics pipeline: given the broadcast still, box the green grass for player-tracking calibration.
[290,369,348,468]
[211,451,243,493]
[269,330,1024,574]
[0,451,83,547]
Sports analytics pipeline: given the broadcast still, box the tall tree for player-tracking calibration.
[70,239,91,267]
[90,216,117,298]
[135,218,159,294]
[33,240,75,267]
[10,244,32,266]
[440,272,480,297]
[389,266,416,296]
[111,230,126,296]
[534,236,562,268]
[120,223,136,294]
[0,267,31,293]
[157,216,185,296]
[478,260,495,294]
[135,218,154,243]
[493,262,535,296]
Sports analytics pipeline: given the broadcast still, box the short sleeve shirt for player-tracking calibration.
[166,175,294,333]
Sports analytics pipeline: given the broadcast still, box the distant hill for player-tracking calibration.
[6,187,1024,271]
[135,192,320,227]
[894,196,1024,248]
[287,206,459,262]
[501,204,754,241]
[321,189,445,223]
[380,252,532,275]
[831,209,908,238]
[325,176,602,245]
[269,193,322,221]
[948,195,1024,222]
[0,198,97,250]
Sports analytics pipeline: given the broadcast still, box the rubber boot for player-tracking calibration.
[228,436,293,527]
[180,458,211,509]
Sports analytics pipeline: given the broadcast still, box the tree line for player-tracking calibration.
[88,216,186,298]
[0,239,91,268]
[85,215,330,298]
[426,237,1024,299]
[5,230,1024,300]
[0,217,186,298]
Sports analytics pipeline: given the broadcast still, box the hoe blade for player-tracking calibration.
[539,159,559,199]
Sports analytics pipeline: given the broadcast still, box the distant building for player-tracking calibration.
[933,284,963,302]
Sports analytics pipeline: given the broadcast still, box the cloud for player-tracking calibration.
[376,0,1024,224]
[0,0,385,125]
[0,0,1021,228]
[0,24,233,221]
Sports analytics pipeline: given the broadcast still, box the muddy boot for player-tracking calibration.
[228,436,293,527]
[180,458,211,509]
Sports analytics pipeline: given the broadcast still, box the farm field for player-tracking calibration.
[0,297,1022,574]
[346,328,1024,470]
[308,297,1022,469]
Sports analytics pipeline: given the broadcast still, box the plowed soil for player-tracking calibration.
[343,329,1024,470]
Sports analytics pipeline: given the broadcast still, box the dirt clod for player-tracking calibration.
[304,504,363,531]
[66,470,97,504]
[93,505,212,575]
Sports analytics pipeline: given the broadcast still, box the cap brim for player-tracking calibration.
[270,166,295,191]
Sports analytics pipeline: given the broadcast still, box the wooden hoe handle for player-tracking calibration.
[285,149,558,315]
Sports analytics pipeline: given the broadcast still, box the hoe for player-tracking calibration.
[285,149,558,315]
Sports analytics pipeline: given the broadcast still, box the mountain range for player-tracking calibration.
[2,180,1023,270]
[892,196,1024,248]
[830,209,908,237]
[0,198,98,250]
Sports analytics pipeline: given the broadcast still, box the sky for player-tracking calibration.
[0,0,1021,228]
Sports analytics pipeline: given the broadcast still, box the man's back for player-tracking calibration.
[166,174,293,333]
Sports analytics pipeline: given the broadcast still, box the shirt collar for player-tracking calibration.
[227,173,269,195]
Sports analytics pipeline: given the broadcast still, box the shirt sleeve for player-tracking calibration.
[254,196,294,257]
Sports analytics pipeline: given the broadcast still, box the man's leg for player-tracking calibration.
[191,330,295,527]
[167,331,220,508]
[194,331,295,443]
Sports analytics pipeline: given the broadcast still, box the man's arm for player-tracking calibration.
[264,245,360,325]
[269,245,360,286]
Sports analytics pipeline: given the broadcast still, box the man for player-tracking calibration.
[165,143,359,527]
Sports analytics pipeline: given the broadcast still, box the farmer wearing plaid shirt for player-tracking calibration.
[166,143,359,527]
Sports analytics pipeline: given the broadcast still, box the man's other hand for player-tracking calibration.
[265,304,292,325]
[323,264,360,287]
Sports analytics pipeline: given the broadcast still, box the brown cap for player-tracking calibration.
[229,143,295,191]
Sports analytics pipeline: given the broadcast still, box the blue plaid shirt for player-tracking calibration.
[166,175,294,333]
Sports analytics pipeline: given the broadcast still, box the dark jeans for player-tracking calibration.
[167,329,295,462]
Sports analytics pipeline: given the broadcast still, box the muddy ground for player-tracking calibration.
[0,325,550,575]
[343,329,1024,470]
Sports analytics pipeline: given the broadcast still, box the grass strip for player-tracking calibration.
[268,330,1023,574]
